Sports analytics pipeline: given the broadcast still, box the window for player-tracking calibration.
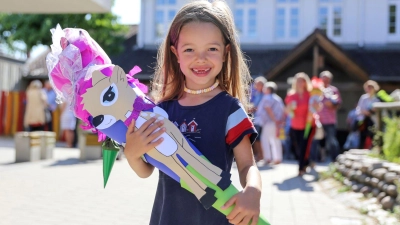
[168,10,175,22]
[290,8,299,37]
[234,9,244,33]
[275,0,299,39]
[234,4,257,37]
[319,8,328,35]
[154,0,176,40]
[236,0,256,3]
[275,8,285,38]
[248,9,257,36]
[156,0,176,5]
[155,10,164,38]
[389,5,396,34]
[318,0,342,38]
[277,0,298,2]
[333,7,342,36]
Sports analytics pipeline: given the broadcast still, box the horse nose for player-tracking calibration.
[93,115,104,127]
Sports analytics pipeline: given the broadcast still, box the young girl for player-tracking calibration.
[124,1,262,225]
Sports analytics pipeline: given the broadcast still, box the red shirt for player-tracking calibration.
[285,92,310,130]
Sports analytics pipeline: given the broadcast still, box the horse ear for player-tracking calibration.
[91,70,105,86]
[110,65,126,84]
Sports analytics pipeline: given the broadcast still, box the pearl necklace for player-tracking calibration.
[184,80,219,95]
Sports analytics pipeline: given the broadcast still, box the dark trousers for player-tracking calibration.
[29,125,45,132]
[354,117,374,149]
[290,127,315,172]
[46,120,53,131]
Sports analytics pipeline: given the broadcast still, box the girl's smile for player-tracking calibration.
[191,67,211,77]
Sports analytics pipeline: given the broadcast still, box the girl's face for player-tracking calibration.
[296,78,306,92]
[171,22,229,90]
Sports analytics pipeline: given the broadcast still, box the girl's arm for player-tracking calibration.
[124,117,165,178]
[223,135,262,225]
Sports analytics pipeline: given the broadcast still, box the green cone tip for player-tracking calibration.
[103,149,119,188]
[102,138,120,188]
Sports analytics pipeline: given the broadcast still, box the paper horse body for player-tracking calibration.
[46,25,269,225]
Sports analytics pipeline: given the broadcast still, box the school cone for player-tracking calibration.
[102,138,120,188]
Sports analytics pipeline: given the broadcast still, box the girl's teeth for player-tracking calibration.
[193,68,210,73]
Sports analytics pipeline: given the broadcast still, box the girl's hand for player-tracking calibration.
[222,186,261,225]
[124,117,165,161]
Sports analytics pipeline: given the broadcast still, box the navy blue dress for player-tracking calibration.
[149,92,257,225]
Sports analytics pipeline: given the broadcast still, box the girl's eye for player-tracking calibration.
[184,48,193,52]
[209,48,218,51]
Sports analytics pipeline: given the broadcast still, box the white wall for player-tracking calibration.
[138,0,400,48]
[0,59,23,92]
[364,0,388,45]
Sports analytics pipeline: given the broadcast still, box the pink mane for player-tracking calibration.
[47,25,147,140]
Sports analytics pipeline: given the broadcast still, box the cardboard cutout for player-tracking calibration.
[46,25,269,225]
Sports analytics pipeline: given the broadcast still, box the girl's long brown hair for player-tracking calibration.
[151,0,252,112]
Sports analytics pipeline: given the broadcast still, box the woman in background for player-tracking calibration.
[354,80,380,149]
[24,80,47,131]
[285,73,316,176]
[60,102,77,148]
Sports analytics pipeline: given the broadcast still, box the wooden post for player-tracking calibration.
[313,44,319,77]
[0,91,6,135]
[376,108,382,154]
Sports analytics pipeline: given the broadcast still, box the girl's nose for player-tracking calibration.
[195,52,206,63]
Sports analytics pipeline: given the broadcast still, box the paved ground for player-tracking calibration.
[0,136,372,225]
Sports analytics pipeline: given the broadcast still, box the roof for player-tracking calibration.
[346,49,400,82]
[0,54,25,64]
[265,29,370,81]
[23,48,50,78]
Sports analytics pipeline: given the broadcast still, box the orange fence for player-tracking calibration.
[0,91,61,139]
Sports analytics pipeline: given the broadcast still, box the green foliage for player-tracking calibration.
[338,185,351,193]
[382,117,400,162]
[0,13,128,56]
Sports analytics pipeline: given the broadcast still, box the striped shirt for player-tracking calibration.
[318,85,342,125]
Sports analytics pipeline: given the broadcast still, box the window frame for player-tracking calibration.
[234,1,258,38]
[318,0,343,39]
[274,0,300,42]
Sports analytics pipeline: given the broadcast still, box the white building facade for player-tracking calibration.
[138,0,400,49]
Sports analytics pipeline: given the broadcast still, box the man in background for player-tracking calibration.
[251,76,267,162]
[316,71,342,162]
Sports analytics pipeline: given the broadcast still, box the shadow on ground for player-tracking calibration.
[45,158,99,167]
[273,169,319,192]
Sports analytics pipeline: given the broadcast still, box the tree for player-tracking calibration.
[0,13,128,58]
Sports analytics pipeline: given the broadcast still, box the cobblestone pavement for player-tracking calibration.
[0,137,373,225]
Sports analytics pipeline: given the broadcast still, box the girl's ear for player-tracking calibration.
[170,45,179,63]
[224,44,231,62]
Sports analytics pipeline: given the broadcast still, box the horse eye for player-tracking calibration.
[103,86,115,102]
[100,84,119,107]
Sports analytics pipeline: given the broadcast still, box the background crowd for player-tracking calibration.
[251,70,383,176]
[22,71,384,166]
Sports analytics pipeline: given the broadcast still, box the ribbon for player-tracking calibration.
[127,66,148,94]
[124,97,155,127]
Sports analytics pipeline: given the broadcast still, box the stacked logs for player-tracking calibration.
[334,149,400,210]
